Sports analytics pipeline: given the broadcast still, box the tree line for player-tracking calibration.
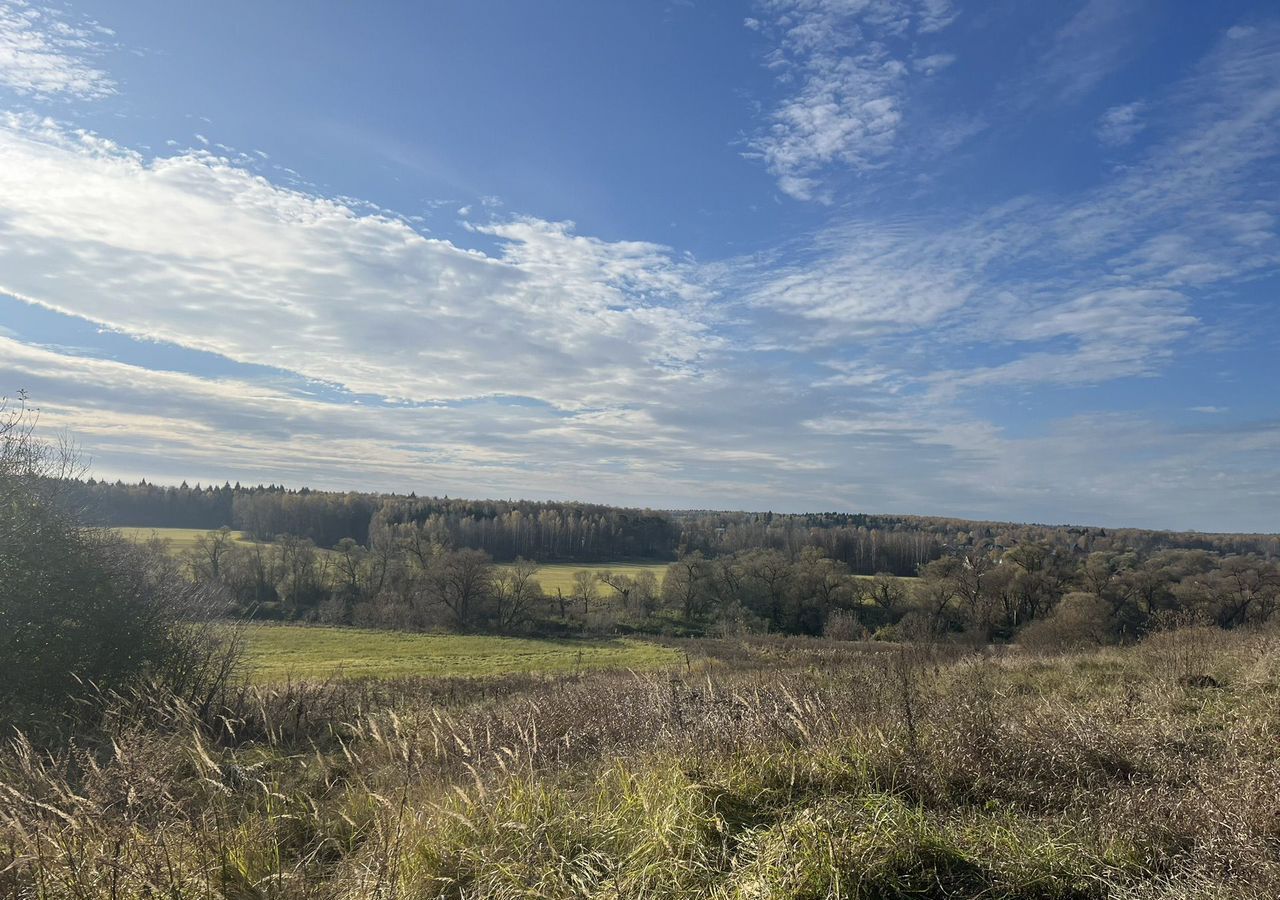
[71,479,1279,575]
[180,519,1280,647]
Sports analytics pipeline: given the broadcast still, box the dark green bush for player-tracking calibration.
[0,394,239,739]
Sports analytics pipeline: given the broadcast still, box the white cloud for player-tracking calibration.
[742,223,981,338]
[912,53,955,75]
[1038,0,1142,101]
[5,289,1276,530]
[0,1,115,100]
[742,23,1279,396]
[980,413,1280,531]
[0,333,914,514]
[917,0,958,34]
[0,114,716,411]
[13,329,1275,532]
[1096,100,1145,146]
[745,0,959,200]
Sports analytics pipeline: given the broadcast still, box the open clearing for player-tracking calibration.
[242,623,680,681]
[113,526,259,552]
[502,561,670,596]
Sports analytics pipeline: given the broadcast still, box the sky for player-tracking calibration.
[0,0,1277,532]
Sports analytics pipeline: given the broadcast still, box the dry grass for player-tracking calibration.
[3,628,1280,898]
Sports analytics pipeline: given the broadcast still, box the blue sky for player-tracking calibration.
[0,0,1277,532]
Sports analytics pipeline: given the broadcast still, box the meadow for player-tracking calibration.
[113,525,259,552]
[242,623,680,681]
[497,560,670,595]
[6,627,1280,898]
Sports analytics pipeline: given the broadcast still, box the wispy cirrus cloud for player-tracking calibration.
[744,0,959,201]
[911,53,955,76]
[741,220,986,340]
[1037,0,1144,101]
[0,0,115,100]
[1096,100,1146,146]
[742,21,1279,397]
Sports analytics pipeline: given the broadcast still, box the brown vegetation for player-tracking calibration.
[4,629,1280,898]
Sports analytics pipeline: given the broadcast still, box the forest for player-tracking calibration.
[176,519,1280,650]
[72,476,1280,573]
[64,475,1274,648]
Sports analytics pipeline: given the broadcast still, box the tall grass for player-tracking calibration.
[3,629,1280,898]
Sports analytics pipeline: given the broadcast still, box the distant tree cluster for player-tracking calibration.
[655,540,1280,643]
[70,478,237,529]
[66,476,1280,645]
[188,515,667,632]
[75,480,1277,579]
[676,512,943,575]
[67,479,382,545]
[373,497,680,562]
[182,514,1280,648]
[233,490,380,546]
[673,510,1280,576]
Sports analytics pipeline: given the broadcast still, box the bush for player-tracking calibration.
[823,609,863,641]
[1019,592,1117,652]
[0,394,240,739]
[872,623,902,642]
[898,609,945,642]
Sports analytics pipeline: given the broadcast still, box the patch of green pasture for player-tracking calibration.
[114,527,340,559]
[504,562,670,597]
[113,526,257,552]
[242,623,680,682]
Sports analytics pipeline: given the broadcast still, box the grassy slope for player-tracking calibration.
[243,623,680,681]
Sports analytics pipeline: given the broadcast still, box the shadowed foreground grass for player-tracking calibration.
[3,628,1280,898]
[243,623,681,681]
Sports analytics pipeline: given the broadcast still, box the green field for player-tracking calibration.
[504,561,669,596]
[113,526,258,552]
[242,624,680,681]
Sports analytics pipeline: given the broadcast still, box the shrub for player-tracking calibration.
[823,609,863,641]
[873,623,902,642]
[0,395,240,739]
[1019,593,1117,652]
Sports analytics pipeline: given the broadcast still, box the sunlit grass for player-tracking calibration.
[112,526,259,551]
[502,561,671,596]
